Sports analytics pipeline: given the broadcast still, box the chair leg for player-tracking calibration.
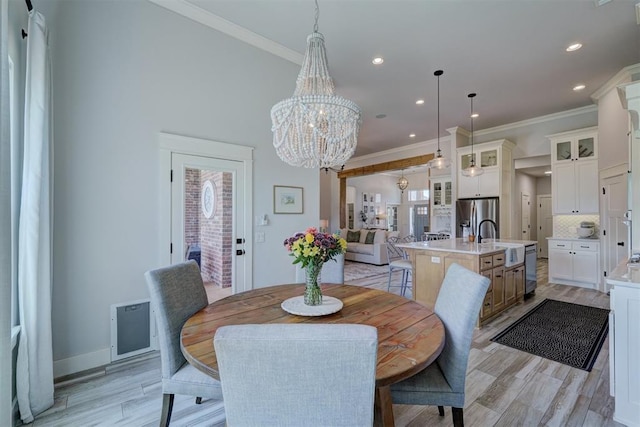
[400,270,407,296]
[160,393,174,427]
[387,268,393,292]
[195,397,202,404]
[438,406,445,416]
[452,407,464,427]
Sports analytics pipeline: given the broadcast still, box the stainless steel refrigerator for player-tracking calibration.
[457,197,499,239]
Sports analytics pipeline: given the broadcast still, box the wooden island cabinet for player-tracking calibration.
[398,238,527,326]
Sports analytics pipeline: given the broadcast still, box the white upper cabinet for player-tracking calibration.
[549,127,599,214]
[457,140,514,199]
[457,139,515,238]
[551,129,597,163]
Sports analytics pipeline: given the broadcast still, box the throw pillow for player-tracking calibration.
[365,231,376,244]
[347,230,361,243]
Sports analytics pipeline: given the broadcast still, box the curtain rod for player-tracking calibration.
[22,0,33,39]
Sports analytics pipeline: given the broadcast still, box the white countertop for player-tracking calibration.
[547,236,600,242]
[607,258,640,288]
[396,238,536,255]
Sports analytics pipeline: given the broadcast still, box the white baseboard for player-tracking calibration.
[53,348,111,379]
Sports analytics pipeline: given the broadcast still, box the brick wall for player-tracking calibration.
[200,171,233,288]
[184,168,201,247]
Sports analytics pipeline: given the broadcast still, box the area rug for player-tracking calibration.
[343,261,389,282]
[490,299,609,371]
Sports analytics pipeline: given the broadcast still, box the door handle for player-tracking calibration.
[617,242,625,246]
[236,249,245,256]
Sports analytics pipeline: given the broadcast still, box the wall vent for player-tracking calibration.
[110,299,157,362]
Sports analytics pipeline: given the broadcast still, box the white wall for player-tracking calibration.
[40,0,320,375]
[537,176,551,195]
[596,77,633,171]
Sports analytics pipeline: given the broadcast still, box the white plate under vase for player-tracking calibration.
[281,296,343,317]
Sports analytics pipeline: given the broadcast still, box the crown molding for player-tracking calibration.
[147,0,303,65]
[474,104,597,137]
[591,63,640,102]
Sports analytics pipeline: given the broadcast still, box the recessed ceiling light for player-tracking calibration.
[471,113,479,118]
[372,57,384,65]
[409,133,416,138]
[416,99,425,105]
[544,170,552,175]
[573,84,586,91]
[375,114,387,119]
[566,43,582,52]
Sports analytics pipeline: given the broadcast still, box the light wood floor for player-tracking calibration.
[22,259,621,427]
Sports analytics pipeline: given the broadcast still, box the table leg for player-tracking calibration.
[374,385,395,427]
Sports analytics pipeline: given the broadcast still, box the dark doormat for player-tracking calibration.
[490,299,609,371]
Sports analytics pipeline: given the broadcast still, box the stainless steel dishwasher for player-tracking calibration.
[525,243,537,295]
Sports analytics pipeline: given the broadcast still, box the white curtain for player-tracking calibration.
[16,9,54,423]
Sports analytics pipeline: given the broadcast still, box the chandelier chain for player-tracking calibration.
[314,0,319,33]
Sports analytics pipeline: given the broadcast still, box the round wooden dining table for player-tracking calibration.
[181,283,445,427]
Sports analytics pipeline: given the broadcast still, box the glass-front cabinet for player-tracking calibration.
[430,176,453,235]
[460,148,498,170]
[550,127,598,163]
[549,127,599,214]
[431,177,452,207]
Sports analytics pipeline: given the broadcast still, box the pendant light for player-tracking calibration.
[427,70,450,170]
[270,0,362,169]
[397,169,409,194]
[462,93,484,177]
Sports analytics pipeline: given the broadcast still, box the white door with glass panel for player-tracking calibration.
[171,153,245,294]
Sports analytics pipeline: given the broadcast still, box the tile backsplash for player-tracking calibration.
[553,215,600,238]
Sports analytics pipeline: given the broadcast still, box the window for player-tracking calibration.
[407,187,430,236]
[407,189,429,202]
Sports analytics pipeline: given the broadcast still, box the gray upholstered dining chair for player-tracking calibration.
[386,237,412,296]
[390,263,490,427]
[144,260,223,426]
[295,253,345,283]
[214,323,378,427]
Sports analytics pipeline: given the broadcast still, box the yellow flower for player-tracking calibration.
[338,238,347,250]
[305,233,314,244]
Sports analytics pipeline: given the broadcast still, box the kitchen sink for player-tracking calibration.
[495,243,525,267]
[480,241,525,267]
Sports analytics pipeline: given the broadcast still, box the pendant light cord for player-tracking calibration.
[468,93,476,164]
[436,71,441,152]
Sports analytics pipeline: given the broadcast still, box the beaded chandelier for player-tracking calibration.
[271,1,361,169]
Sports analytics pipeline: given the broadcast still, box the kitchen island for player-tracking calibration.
[606,259,640,427]
[397,238,536,325]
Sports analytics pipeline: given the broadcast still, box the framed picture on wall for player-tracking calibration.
[273,185,304,214]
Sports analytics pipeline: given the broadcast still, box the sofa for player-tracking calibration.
[339,228,398,265]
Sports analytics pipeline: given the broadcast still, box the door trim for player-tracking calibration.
[158,132,254,292]
[599,162,629,292]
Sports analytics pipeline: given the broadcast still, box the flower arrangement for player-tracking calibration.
[283,227,347,268]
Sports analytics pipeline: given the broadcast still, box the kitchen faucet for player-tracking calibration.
[477,219,497,244]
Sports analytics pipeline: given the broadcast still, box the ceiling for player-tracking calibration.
[185,0,640,163]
